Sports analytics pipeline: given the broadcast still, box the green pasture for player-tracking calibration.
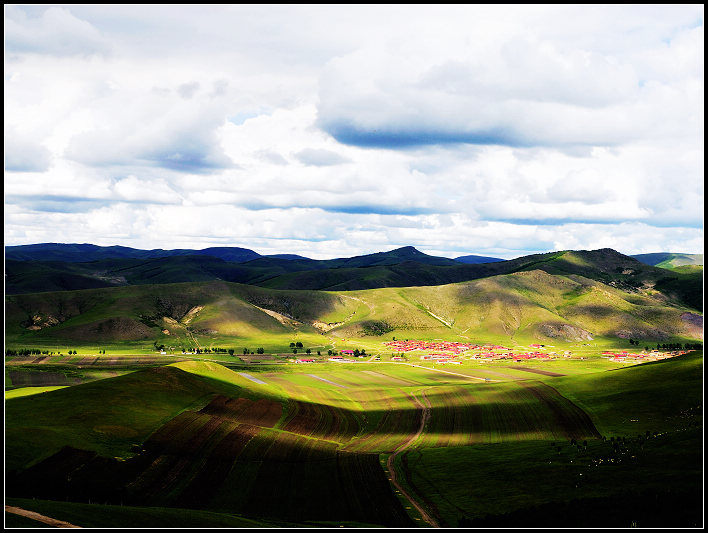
[551,350,703,435]
[6,327,694,363]
[5,386,69,399]
[397,427,702,527]
[5,356,608,470]
[5,366,248,471]
[5,363,137,393]
[4,331,337,357]
[169,361,600,452]
[4,345,702,528]
[387,351,703,526]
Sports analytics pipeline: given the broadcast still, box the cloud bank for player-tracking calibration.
[4,5,704,258]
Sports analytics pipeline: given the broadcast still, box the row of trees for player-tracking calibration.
[158,339,377,357]
[169,346,269,355]
[162,343,375,357]
[5,348,107,356]
[6,348,47,356]
[292,348,319,355]
[179,347,236,355]
[628,340,702,351]
[184,347,232,354]
[658,342,702,350]
[325,348,367,357]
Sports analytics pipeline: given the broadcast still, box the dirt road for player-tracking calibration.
[5,505,81,528]
[385,389,440,528]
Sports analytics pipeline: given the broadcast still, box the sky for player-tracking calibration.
[4,5,704,260]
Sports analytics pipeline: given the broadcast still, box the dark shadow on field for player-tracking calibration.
[5,374,412,527]
[6,444,412,527]
[4,358,194,389]
[5,366,601,527]
[458,489,703,528]
[7,369,84,388]
[241,369,601,444]
[4,358,194,390]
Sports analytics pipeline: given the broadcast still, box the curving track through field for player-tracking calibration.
[385,388,441,528]
[5,505,81,528]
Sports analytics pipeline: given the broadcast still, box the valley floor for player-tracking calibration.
[4,347,703,528]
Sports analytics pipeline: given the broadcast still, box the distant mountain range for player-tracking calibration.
[5,243,502,265]
[4,244,703,312]
[9,243,701,268]
[5,244,703,348]
[5,243,263,263]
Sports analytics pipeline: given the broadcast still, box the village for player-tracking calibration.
[153,338,696,367]
[381,340,695,366]
[286,339,696,366]
[601,349,694,363]
[383,339,560,364]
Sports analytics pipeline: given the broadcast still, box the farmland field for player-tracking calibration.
[4,344,702,527]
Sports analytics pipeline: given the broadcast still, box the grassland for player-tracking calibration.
[393,351,703,526]
[4,343,702,527]
[632,252,703,269]
[5,265,702,359]
[398,427,702,527]
[5,386,68,399]
[3,254,702,527]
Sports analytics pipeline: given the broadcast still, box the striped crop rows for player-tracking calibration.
[9,364,600,526]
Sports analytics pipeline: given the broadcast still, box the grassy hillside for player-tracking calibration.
[552,349,703,435]
[632,252,703,269]
[5,281,357,351]
[7,248,701,313]
[386,270,702,344]
[6,269,702,350]
[4,366,249,471]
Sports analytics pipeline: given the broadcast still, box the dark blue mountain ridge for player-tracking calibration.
[6,243,466,266]
[5,243,261,263]
[454,254,505,264]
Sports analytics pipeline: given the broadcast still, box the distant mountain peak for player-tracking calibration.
[389,246,424,255]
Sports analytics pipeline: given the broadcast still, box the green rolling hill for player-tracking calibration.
[632,252,703,269]
[5,269,702,348]
[6,248,702,312]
